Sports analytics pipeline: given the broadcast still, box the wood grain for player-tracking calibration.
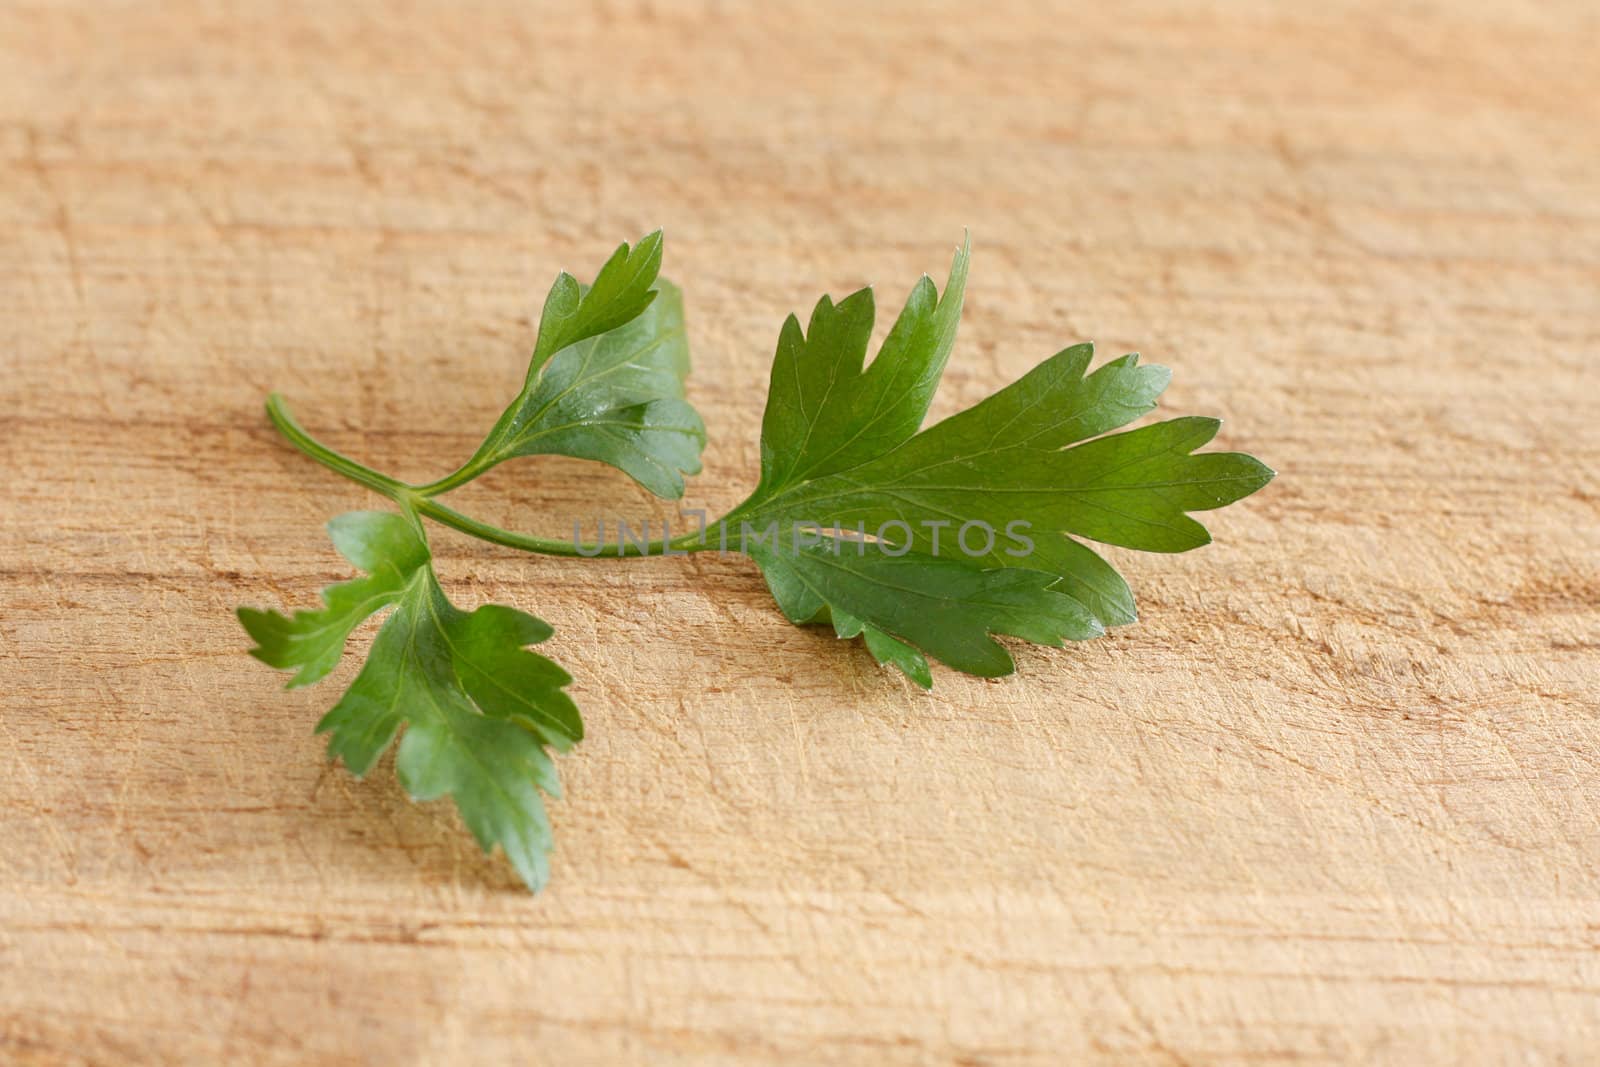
[3,1,1598,1062]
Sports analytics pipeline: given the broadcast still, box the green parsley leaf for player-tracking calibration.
[434,231,705,499]
[751,540,1102,687]
[726,240,1273,683]
[237,511,430,688]
[238,511,578,891]
[754,240,968,494]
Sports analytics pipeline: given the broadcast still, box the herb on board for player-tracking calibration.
[240,233,1273,890]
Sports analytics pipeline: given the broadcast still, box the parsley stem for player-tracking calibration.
[413,498,709,557]
[265,394,713,558]
[410,461,488,496]
[264,393,414,500]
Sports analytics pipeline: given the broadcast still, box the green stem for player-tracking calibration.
[411,462,487,497]
[265,394,415,499]
[419,497,708,558]
[264,394,715,558]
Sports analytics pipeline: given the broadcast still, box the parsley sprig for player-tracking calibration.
[241,232,1273,890]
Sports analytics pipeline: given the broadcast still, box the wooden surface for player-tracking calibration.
[4,1,1598,1062]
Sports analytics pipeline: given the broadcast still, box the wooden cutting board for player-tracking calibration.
[4,1,1597,1062]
